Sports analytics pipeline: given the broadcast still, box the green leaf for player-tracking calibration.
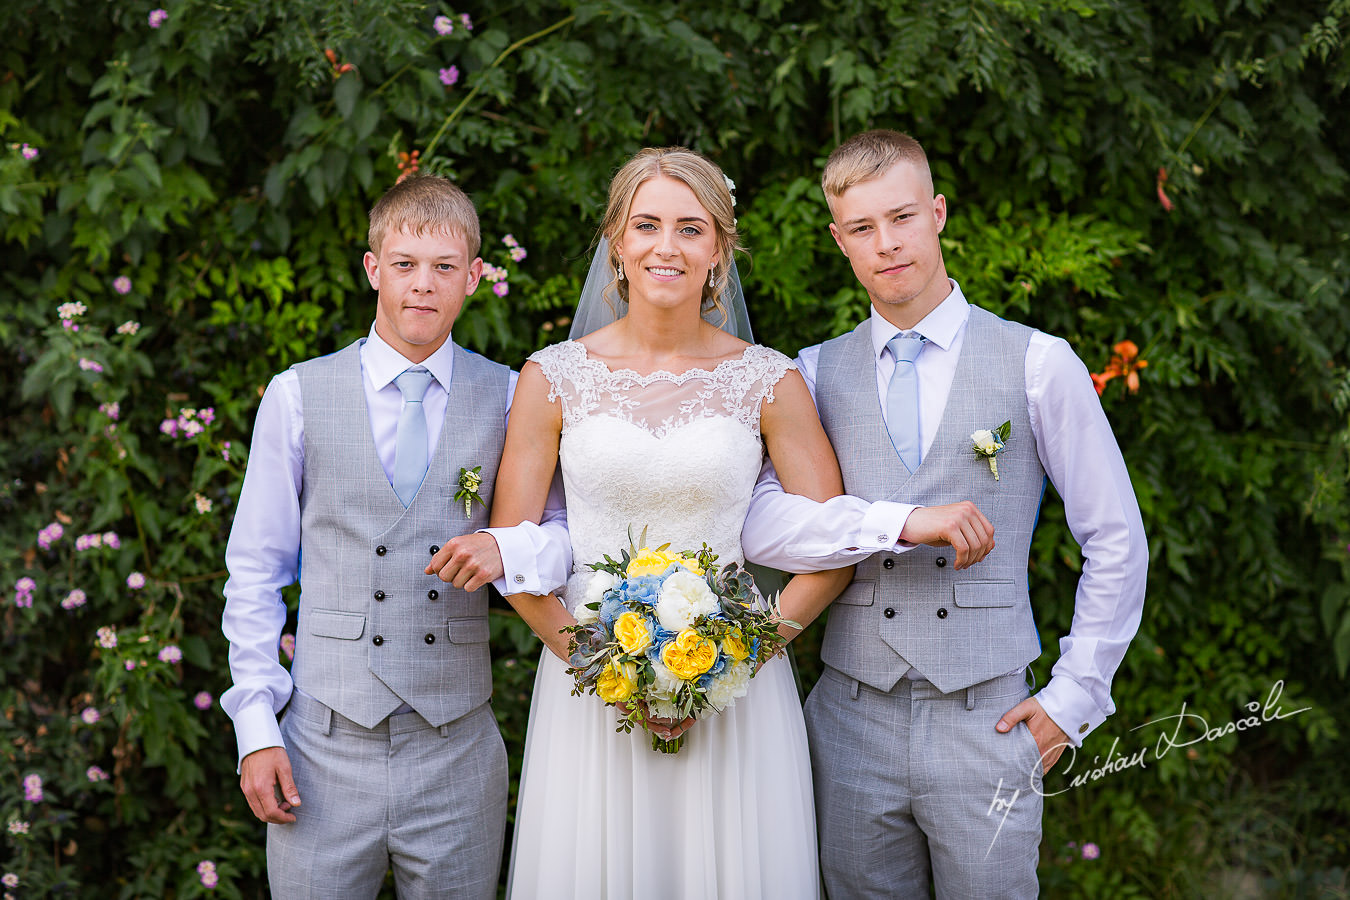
[334,71,361,119]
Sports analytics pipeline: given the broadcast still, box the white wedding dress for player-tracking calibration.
[506,340,822,900]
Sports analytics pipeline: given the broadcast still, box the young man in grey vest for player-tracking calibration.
[221,175,569,899]
[796,130,1148,897]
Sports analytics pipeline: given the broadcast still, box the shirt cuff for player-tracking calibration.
[857,501,920,551]
[1034,675,1106,748]
[233,700,286,769]
[482,525,542,595]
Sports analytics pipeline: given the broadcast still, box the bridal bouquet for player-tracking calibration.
[563,530,796,753]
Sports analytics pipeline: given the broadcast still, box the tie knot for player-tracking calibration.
[887,332,925,364]
[395,366,434,402]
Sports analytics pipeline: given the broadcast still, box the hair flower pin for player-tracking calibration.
[455,466,486,516]
[970,421,1011,480]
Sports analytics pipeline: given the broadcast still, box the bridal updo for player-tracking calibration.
[598,147,743,321]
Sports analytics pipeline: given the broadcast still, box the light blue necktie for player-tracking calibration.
[885,332,925,471]
[392,366,434,506]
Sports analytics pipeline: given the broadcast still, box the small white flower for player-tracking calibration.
[705,660,752,711]
[723,174,737,206]
[572,571,617,623]
[971,429,998,455]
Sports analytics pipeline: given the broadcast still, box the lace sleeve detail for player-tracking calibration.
[527,340,602,429]
[720,345,796,435]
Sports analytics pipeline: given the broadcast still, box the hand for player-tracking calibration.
[239,746,301,824]
[425,532,504,591]
[996,696,1069,774]
[626,699,694,741]
[898,501,994,569]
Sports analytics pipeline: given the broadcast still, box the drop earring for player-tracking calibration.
[708,268,716,290]
[617,259,625,281]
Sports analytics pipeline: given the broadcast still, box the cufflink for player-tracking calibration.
[1078,723,1089,734]
[877,534,888,543]
[514,574,525,584]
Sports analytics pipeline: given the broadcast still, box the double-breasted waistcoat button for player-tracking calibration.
[375,545,387,556]
[935,556,947,568]
[883,558,895,570]
[429,545,440,555]
[936,608,948,619]
[427,589,439,601]
[883,607,896,618]
[373,590,385,601]
[424,633,435,645]
[372,635,384,646]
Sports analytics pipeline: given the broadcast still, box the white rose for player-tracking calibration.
[971,429,998,454]
[570,571,618,624]
[648,657,683,696]
[654,569,719,632]
[646,697,683,721]
[705,661,752,712]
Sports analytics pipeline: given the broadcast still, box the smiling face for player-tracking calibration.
[828,160,950,330]
[363,227,482,362]
[613,175,720,314]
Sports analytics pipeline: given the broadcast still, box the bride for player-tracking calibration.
[492,147,852,899]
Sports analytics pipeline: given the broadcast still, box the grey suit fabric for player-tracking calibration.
[268,339,509,899]
[807,308,1046,898]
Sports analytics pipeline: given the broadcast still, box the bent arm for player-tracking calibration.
[757,370,855,637]
[489,361,577,662]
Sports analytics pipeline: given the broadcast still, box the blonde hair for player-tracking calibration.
[822,130,933,206]
[598,147,742,318]
[368,175,481,258]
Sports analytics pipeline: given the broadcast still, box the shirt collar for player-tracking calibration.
[869,279,970,360]
[361,326,456,392]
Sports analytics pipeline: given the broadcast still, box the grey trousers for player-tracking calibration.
[805,668,1043,900]
[267,690,507,900]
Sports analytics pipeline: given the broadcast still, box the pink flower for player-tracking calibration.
[1,873,17,888]
[13,578,35,608]
[61,589,87,610]
[57,301,86,319]
[112,276,132,295]
[194,493,213,514]
[96,626,118,649]
[20,144,38,161]
[197,860,219,888]
[199,407,215,425]
[99,401,120,420]
[280,633,296,660]
[38,522,64,550]
[493,282,509,298]
[196,860,216,876]
[126,572,146,590]
[76,533,102,551]
[433,14,453,35]
[148,8,168,28]
[15,577,35,593]
[7,821,28,835]
[81,707,101,725]
[193,691,213,710]
[103,532,120,549]
[124,660,136,671]
[160,419,178,437]
[502,234,518,248]
[86,766,109,782]
[116,320,140,335]
[1081,842,1100,860]
[509,246,527,262]
[222,441,231,462]
[438,66,460,87]
[158,645,183,664]
[79,358,104,373]
[23,774,43,803]
[460,13,473,30]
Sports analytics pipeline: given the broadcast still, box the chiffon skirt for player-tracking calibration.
[506,650,822,900]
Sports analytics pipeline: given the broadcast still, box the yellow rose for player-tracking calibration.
[722,629,750,662]
[595,660,638,704]
[626,547,703,577]
[661,628,718,681]
[614,611,653,655]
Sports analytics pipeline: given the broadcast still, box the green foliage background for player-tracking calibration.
[3,0,1348,896]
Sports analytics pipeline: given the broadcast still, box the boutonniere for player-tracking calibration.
[455,466,486,516]
[970,421,1011,481]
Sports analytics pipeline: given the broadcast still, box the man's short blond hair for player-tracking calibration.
[368,175,481,258]
[822,130,933,206]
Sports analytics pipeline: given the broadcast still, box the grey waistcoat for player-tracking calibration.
[292,339,508,728]
[814,307,1046,693]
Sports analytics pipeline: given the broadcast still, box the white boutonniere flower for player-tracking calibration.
[971,421,1011,481]
[455,465,486,516]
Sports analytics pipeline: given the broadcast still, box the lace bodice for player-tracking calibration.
[530,340,794,610]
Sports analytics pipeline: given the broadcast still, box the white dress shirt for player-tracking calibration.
[221,328,571,761]
[746,282,1147,745]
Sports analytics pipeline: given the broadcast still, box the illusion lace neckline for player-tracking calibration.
[573,341,758,383]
